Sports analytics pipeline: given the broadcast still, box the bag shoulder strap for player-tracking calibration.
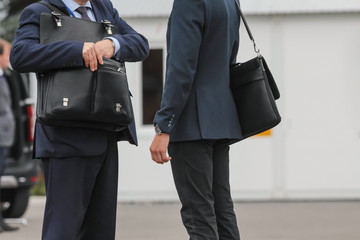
[233,0,261,55]
[37,1,68,15]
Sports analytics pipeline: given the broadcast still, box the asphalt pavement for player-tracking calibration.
[1,197,360,240]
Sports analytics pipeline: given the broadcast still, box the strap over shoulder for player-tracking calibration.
[232,0,261,55]
[37,1,68,15]
[38,1,68,27]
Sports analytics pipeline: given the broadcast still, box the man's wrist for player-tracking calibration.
[106,39,115,55]
[105,37,120,56]
[154,123,164,136]
[109,39,115,49]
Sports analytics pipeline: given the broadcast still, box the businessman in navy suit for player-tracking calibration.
[150,0,242,239]
[10,0,149,239]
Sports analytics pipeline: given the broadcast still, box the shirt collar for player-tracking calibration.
[0,69,4,77]
[62,0,92,13]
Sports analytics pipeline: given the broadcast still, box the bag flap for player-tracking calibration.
[260,57,280,100]
[230,56,280,100]
[40,13,118,44]
[230,57,264,88]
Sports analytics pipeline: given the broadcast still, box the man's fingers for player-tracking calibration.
[149,134,170,165]
[151,149,171,164]
[150,148,169,164]
[150,151,159,163]
[83,42,100,71]
[83,51,90,68]
[155,153,164,164]
[160,152,171,162]
[95,46,103,65]
[89,50,97,71]
[95,39,115,59]
[151,149,163,164]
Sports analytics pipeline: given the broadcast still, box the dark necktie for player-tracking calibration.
[75,6,91,21]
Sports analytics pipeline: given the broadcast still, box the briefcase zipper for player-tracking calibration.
[100,65,126,75]
[40,72,52,119]
[90,72,98,115]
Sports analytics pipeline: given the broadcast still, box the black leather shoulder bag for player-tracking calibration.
[230,0,281,140]
[36,2,133,132]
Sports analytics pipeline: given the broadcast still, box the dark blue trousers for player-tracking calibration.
[41,134,118,240]
[169,140,241,240]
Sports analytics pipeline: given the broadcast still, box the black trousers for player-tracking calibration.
[41,134,118,240]
[169,140,241,240]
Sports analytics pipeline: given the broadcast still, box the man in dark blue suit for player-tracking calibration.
[150,0,242,239]
[10,0,149,239]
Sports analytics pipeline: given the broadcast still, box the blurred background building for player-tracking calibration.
[2,0,360,202]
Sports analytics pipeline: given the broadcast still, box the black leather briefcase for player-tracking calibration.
[230,56,281,139]
[37,2,133,131]
[230,0,281,140]
[37,58,133,132]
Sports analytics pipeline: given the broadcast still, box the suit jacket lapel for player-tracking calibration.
[47,0,104,21]
[90,1,102,22]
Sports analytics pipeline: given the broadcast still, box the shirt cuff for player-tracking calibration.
[105,37,120,57]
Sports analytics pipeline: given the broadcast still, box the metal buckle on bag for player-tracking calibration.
[102,20,113,35]
[115,103,121,112]
[252,40,261,57]
[63,98,69,107]
[52,11,62,27]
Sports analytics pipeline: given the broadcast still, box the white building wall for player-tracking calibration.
[113,0,360,17]
[279,13,360,198]
[115,12,360,201]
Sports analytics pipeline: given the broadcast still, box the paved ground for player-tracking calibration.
[1,197,360,240]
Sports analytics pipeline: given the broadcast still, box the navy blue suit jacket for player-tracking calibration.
[10,0,149,158]
[154,0,242,142]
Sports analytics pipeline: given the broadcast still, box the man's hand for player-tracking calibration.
[82,42,103,71]
[95,39,115,59]
[150,134,172,164]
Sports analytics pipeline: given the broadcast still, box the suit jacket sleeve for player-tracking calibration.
[153,0,205,134]
[104,0,149,62]
[10,2,150,73]
[10,4,85,73]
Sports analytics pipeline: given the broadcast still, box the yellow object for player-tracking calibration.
[255,129,272,137]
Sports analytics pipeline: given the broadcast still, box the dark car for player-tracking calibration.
[1,70,40,218]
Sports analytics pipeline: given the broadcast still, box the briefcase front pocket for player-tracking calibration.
[44,68,93,121]
[37,59,133,131]
[92,65,132,125]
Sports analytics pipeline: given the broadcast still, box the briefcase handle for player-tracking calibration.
[233,0,261,56]
[38,1,115,34]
